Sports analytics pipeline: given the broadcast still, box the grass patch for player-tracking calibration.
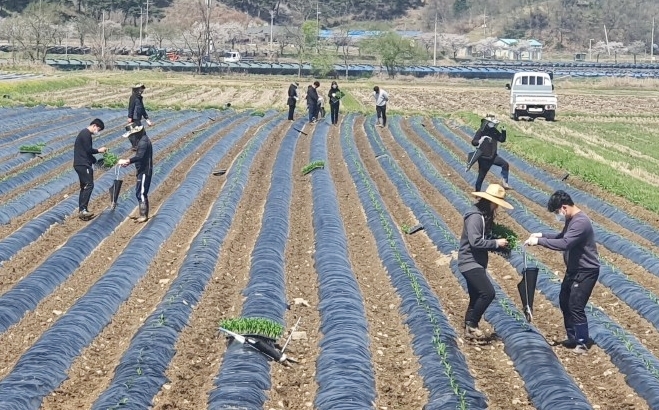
[453,112,659,213]
[340,91,367,113]
[0,76,89,98]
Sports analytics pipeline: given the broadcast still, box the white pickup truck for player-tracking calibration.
[505,71,557,121]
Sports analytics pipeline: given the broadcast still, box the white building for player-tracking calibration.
[493,38,543,60]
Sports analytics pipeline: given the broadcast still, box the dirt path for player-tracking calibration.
[150,119,292,409]
[263,123,322,409]
[399,119,649,410]
[328,118,430,409]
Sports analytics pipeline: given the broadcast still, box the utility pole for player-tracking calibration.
[589,38,594,61]
[206,0,211,61]
[433,12,437,66]
[269,9,275,61]
[482,8,488,36]
[604,25,610,56]
[101,11,105,59]
[139,7,143,48]
[652,17,655,62]
[145,0,149,36]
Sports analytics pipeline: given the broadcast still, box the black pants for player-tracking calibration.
[475,155,509,191]
[74,165,94,212]
[560,269,599,344]
[288,104,296,120]
[376,105,387,126]
[461,267,495,327]
[330,102,339,124]
[136,172,152,214]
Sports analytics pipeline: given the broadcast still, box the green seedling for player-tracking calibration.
[219,317,284,340]
[19,142,46,154]
[250,110,266,117]
[491,223,519,250]
[302,160,325,175]
[103,151,119,167]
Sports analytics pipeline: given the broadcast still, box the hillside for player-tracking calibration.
[1,0,658,52]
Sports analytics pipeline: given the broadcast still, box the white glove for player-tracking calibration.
[478,136,490,145]
[524,236,539,246]
[331,93,336,97]
[146,119,153,126]
[530,232,542,238]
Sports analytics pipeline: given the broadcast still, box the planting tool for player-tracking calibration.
[108,166,123,211]
[517,249,539,322]
[406,223,424,234]
[219,327,298,366]
[281,316,302,354]
[293,128,308,136]
[561,173,570,181]
[212,169,227,176]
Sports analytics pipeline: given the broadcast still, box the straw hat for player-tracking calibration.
[484,114,500,125]
[472,184,513,209]
[132,83,146,89]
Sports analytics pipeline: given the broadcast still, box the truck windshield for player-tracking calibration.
[517,76,546,86]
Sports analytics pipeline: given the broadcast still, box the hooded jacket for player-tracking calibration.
[128,133,153,176]
[472,120,506,160]
[306,85,319,106]
[287,83,298,106]
[128,91,149,123]
[457,205,499,272]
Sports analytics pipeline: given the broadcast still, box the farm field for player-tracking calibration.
[1,71,659,409]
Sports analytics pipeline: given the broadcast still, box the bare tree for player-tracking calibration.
[11,2,62,62]
[472,36,498,59]
[438,33,469,59]
[333,28,353,79]
[71,16,96,47]
[148,22,173,49]
[627,40,645,64]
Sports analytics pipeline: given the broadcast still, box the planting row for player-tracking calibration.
[0,112,274,408]
[387,115,659,408]
[362,117,590,409]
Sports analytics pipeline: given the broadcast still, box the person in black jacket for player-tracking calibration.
[118,129,153,223]
[287,82,299,121]
[73,118,106,221]
[471,115,510,191]
[328,81,342,125]
[306,81,320,123]
[124,83,154,151]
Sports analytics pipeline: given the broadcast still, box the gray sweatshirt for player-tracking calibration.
[458,206,499,272]
[538,211,600,273]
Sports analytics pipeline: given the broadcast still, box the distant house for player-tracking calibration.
[493,38,543,60]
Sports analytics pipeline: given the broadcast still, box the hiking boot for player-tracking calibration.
[79,209,94,221]
[136,215,148,223]
[464,325,484,340]
[501,180,511,189]
[572,344,589,355]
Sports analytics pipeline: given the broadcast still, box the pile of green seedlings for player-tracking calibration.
[490,223,519,257]
[19,142,46,154]
[219,317,284,340]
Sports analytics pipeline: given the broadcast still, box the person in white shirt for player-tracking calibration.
[373,86,389,127]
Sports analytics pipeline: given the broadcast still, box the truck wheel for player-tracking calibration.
[513,111,520,121]
[545,111,556,121]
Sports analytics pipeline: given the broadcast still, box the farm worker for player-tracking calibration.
[287,81,299,121]
[306,81,320,123]
[524,190,600,355]
[73,118,106,221]
[328,81,342,126]
[458,184,513,340]
[317,96,326,119]
[125,83,154,151]
[373,86,389,127]
[117,127,154,223]
[471,115,510,191]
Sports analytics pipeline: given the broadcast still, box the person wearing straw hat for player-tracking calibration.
[124,83,154,151]
[458,183,513,340]
[523,190,600,355]
[471,114,510,191]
